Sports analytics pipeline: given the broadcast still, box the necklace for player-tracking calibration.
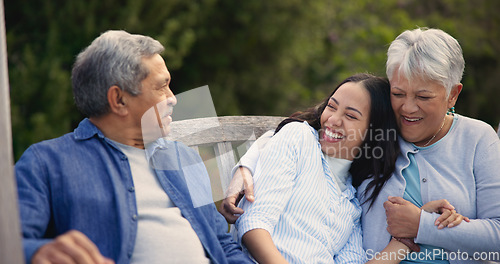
[422,116,446,147]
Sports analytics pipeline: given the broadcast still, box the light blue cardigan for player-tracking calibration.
[359,114,500,263]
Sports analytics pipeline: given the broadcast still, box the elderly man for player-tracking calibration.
[15,30,252,264]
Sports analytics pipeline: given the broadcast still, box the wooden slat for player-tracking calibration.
[214,142,237,191]
[166,116,284,197]
[190,145,200,154]
[166,116,283,146]
[0,1,25,263]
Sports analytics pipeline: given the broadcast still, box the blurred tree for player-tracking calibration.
[5,0,500,160]
[6,0,215,159]
[397,0,500,130]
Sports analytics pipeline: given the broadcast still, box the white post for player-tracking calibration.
[497,121,500,138]
[0,0,25,263]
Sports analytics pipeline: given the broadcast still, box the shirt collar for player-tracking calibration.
[73,118,172,162]
[73,118,106,140]
[144,137,174,162]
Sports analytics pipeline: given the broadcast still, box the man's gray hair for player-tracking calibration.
[386,27,465,96]
[72,30,164,117]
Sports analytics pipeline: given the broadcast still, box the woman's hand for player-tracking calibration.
[421,199,470,229]
[384,196,421,238]
[219,166,255,223]
[365,238,410,264]
[32,230,114,264]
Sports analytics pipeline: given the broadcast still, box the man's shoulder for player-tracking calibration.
[27,118,99,152]
[25,131,78,154]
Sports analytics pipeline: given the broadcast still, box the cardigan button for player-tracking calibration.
[422,178,427,183]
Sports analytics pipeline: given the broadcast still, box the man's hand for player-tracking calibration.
[384,196,421,238]
[421,199,470,229]
[32,230,114,264]
[219,166,255,224]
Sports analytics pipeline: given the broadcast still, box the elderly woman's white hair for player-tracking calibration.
[386,27,465,97]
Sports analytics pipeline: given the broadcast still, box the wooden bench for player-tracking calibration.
[166,115,283,204]
[0,115,282,263]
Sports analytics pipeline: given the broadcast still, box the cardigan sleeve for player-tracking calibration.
[415,130,500,259]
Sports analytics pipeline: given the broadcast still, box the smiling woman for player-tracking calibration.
[232,73,409,264]
[360,27,500,264]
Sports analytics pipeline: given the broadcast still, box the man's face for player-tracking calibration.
[126,54,177,143]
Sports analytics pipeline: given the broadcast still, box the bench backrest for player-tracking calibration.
[166,115,284,201]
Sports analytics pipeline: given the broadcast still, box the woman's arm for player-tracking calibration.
[385,197,471,238]
[235,124,312,261]
[220,166,255,223]
[335,217,368,263]
[415,130,500,255]
[242,229,288,264]
[420,199,470,228]
[220,131,273,223]
[366,239,409,264]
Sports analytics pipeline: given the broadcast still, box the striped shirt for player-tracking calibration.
[235,122,366,264]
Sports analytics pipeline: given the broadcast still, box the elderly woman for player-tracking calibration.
[361,28,500,263]
[220,28,500,263]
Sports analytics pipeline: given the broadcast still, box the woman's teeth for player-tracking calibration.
[404,117,422,122]
[325,129,344,139]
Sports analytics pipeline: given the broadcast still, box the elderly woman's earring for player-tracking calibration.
[447,106,455,115]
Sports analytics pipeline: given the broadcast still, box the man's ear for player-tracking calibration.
[447,83,463,109]
[107,85,128,116]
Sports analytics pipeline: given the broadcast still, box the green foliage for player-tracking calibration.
[5,0,500,160]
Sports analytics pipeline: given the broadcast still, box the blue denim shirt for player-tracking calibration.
[15,118,252,264]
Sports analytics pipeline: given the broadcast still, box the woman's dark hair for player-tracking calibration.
[275,73,400,209]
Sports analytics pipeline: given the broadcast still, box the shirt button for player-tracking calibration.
[422,178,427,183]
[128,187,135,192]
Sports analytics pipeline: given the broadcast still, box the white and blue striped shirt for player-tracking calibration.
[236,122,366,264]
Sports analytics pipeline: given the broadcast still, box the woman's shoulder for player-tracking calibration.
[455,114,497,137]
[278,121,318,138]
[271,121,319,147]
[451,115,500,150]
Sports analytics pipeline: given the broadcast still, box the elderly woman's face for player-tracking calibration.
[389,73,458,146]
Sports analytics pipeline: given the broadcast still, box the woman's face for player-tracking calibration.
[389,72,460,146]
[320,81,371,160]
